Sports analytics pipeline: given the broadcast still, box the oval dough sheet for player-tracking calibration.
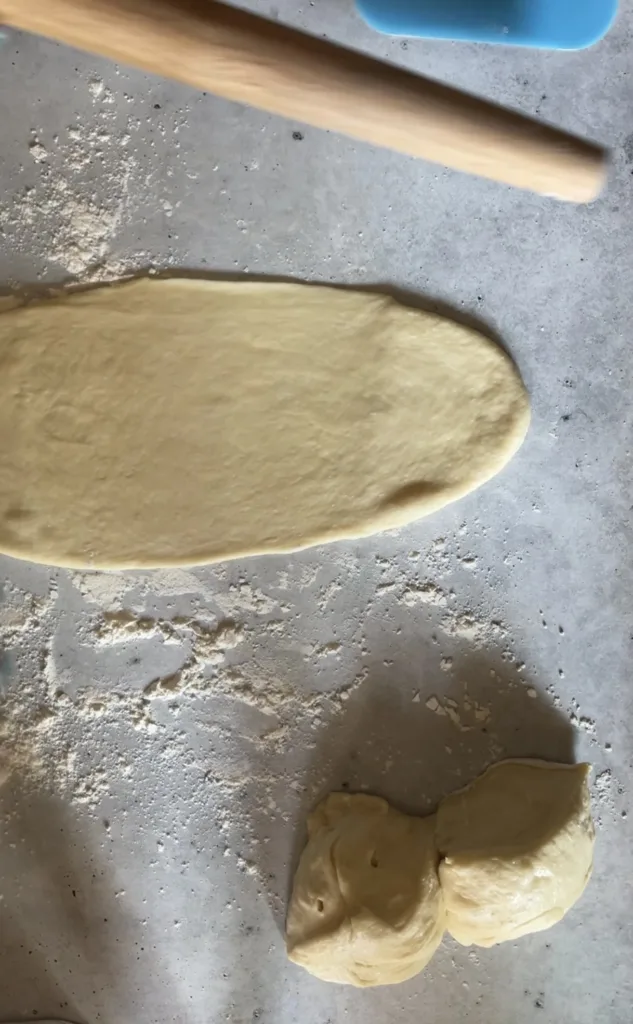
[0,278,530,568]
[285,793,445,987]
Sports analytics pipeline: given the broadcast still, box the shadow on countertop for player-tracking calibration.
[248,640,575,938]
[0,782,190,1024]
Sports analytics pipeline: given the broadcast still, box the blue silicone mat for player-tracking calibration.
[356,0,618,49]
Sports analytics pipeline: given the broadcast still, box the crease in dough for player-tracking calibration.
[0,278,530,568]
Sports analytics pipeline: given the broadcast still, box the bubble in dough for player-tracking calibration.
[436,759,594,948]
[0,278,529,569]
[285,793,445,987]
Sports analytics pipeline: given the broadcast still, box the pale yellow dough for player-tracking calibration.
[0,278,529,568]
[285,793,445,987]
[436,759,595,948]
[288,765,595,986]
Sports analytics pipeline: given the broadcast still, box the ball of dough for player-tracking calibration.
[436,759,594,948]
[286,792,445,987]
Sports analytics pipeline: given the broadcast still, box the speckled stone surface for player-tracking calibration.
[0,3,632,1022]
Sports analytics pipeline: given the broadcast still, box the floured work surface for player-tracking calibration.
[0,278,529,568]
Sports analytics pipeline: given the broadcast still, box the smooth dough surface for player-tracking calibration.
[436,759,595,948]
[285,793,445,987]
[0,278,529,568]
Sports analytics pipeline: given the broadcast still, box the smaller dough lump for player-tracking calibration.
[436,759,594,948]
[286,793,445,987]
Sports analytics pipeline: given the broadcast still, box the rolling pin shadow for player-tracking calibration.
[1,0,607,200]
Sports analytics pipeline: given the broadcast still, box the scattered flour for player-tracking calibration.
[0,571,365,810]
[2,136,138,281]
[214,582,281,618]
[88,77,105,100]
[0,524,624,856]
[425,690,492,732]
[401,582,448,608]
[28,140,48,164]
[0,74,193,284]
[591,767,624,827]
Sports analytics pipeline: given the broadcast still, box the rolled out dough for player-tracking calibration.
[285,793,445,987]
[436,759,594,948]
[0,278,529,568]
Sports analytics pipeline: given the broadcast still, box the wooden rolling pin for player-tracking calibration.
[2,0,606,201]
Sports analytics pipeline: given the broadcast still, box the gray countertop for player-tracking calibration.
[0,2,632,1022]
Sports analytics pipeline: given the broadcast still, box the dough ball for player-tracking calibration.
[436,759,594,948]
[286,793,445,987]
